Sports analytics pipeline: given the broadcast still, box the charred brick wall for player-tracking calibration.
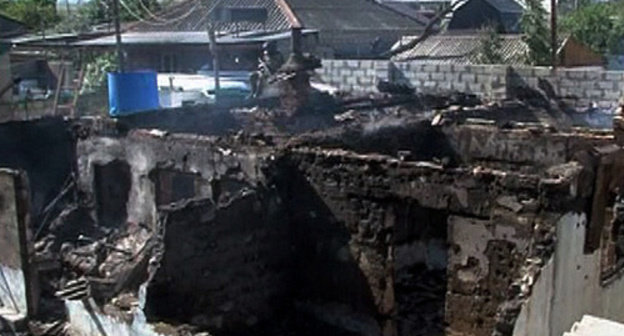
[277,147,587,336]
[144,190,291,334]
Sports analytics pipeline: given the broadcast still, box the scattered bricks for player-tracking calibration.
[346,77,358,85]
[416,72,431,81]
[374,60,390,70]
[468,82,484,93]
[352,70,366,78]
[395,62,410,71]
[566,70,585,79]
[452,82,467,91]
[587,90,603,99]
[526,77,538,88]
[471,65,487,74]
[375,71,389,80]
[423,64,438,72]
[431,72,445,81]
[511,66,534,77]
[586,71,601,80]
[340,69,352,77]
[360,60,373,69]
[477,74,492,84]
[460,73,477,83]
[357,76,373,85]
[598,101,615,109]
[438,81,452,91]
[533,67,552,77]
[452,64,468,72]
[598,81,616,90]
[576,99,590,108]
[581,80,596,89]
[560,79,575,87]
[446,73,461,82]
[605,71,624,81]
[321,59,335,68]
[490,65,508,75]
[604,91,622,101]
[346,60,360,68]
[423,81,437,89]
[438,64,452,72]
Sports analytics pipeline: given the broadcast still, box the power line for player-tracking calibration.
[117,0,202,26]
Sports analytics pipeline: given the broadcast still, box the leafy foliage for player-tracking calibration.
[56,0,163,33]
[560,1,624,55]
[521,0,552,65]
[56,0,109,33]
[474,25,505,64]
[82,52,117,94]
[0,0,58,30]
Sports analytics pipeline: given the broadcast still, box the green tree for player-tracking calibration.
[55,0,164,33]
[560,1,624,55]
[82,52,117,93]
[56,0,109,33]
[0,0,58,30]
[474,25,505,64]
[521,0,551,65]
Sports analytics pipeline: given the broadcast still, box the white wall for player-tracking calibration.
[514,212,624,336]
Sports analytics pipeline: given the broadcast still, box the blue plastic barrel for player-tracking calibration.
[107,71,159,116]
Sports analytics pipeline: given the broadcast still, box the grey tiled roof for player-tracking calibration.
[129,0,425,33]
[392,34,528,64]
[129,0,292,33]
[285,0,426,31]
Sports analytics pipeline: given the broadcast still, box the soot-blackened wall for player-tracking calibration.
[0,117,74,220]
[145,191,291,335]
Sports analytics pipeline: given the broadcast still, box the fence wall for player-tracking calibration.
[317,60,624,110]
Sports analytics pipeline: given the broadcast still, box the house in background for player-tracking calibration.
[75,0,427,74]
[75,0,319,73]
[284,0,426,58]
[447,0,524,33]
[0,14,27,105]
[0,13,27,39]
[392,34,604,68]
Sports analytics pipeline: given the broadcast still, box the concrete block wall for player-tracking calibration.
[317,60,624,110]
[318,59,390,92]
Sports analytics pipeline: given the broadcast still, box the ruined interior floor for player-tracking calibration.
[1,86,624,336]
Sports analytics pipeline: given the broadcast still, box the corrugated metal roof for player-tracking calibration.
[392,34,528,64]
[130,0,292,33]
[72,29,317,46]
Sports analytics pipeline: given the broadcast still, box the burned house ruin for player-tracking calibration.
[1,61,624,336]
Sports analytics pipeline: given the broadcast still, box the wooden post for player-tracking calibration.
[208,25,220,103]
[112,0,124,72]
[551,0,557,69]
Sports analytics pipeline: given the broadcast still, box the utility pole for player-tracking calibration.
[112,0,125,72]
[208,23,220,103]
[551,0,557,70]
